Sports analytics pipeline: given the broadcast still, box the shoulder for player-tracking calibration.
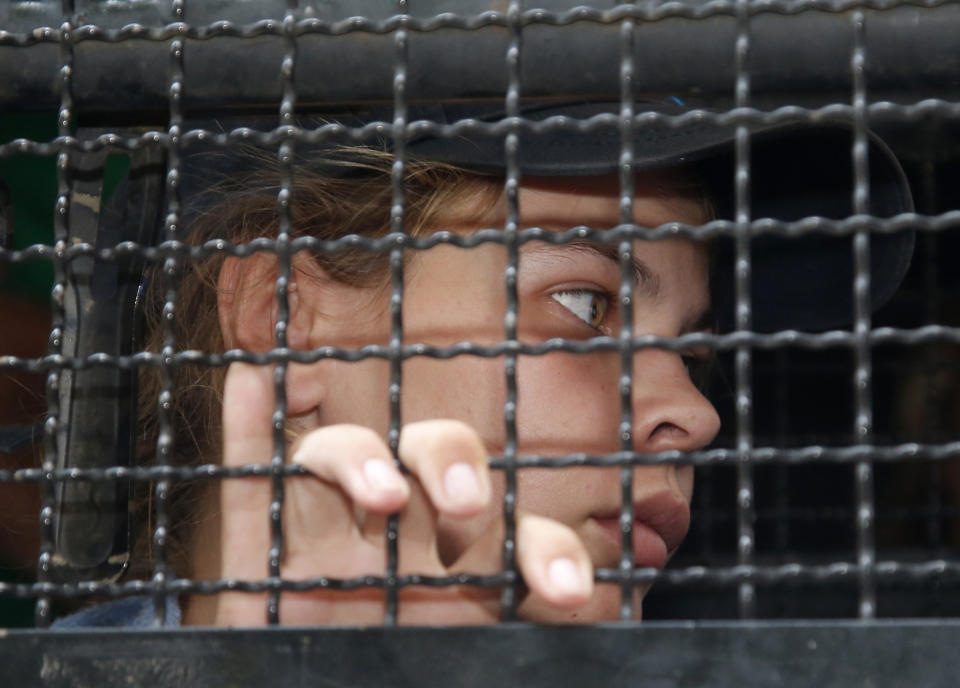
[52,595,181,628]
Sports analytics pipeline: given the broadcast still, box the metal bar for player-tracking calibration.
[5,557,960,601]
[3,2,960,111]
[3,102,960,161]
[384,0,409,626]
[5,322,960,375]
[850,9,877,620]
[498,0,521,622]
[265,0,298,625]
[4,621,960,687]
[2,203,957,252]
[616,14,637,620]
[35,0,76,629]
[773,351,791,555]
[7,441,960,481]
[917,83,945,559]
[151,0,186,627]
[734,0,757,619]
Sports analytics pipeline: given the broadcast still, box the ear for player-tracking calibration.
[217,253,321,417]
[218,253,315,353]
[217,252,390,415]
[217,252,384,418]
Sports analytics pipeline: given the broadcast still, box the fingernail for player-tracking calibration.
[363,458,405,494]
[548,557,585,596]
[443,462,482,505]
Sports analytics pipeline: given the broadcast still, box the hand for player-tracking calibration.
[185,362,594,626]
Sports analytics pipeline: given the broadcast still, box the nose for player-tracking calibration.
[630,349,721,454]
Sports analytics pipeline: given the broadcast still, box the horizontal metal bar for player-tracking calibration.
[3,323,960,376]
[1,441,960,485]
[2,100,960,158]
[3,620,960,687]
[1,559,958,600]
[0,210,955,262]
[1,1,959,112]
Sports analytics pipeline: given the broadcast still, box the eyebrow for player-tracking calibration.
[562,240,661,299]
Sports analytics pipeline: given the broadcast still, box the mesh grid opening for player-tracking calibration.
[0,0,959,684]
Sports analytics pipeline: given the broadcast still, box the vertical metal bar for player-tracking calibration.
[36,0,75,629]
[734,0,756,620]
[617,16,637,622]
[499,0,521,621]
[774,350,790,557]
[922,238,943,554]
[921,130,942,553]
[919,149,943,553]
[384,0,409,627]
[851,10,876,620]
[267,0,299,625]
[152,0,187,626]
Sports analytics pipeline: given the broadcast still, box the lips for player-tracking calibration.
[589,490,691,570]
[592,517,669,569]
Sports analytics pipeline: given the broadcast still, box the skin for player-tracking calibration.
[184,172,721,626]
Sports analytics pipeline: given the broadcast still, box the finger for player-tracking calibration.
[292,424,409,515]
[515,513,593,610]
[218,362,277,580]
[222,362,276,470]
[398,420,491,518]
[440,509,593,618]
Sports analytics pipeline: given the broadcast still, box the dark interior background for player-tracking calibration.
[646,117,960,619]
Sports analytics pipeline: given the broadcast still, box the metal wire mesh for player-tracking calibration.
[0,0,958,675]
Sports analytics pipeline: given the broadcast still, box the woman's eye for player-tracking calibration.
[551,289,609,329]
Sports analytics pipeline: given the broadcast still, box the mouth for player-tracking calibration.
[591,516,669,570]
[589,491,691,570]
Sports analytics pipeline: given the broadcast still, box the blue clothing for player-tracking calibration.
[53,595,180,628]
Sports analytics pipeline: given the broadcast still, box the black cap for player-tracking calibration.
[171,100,914,333]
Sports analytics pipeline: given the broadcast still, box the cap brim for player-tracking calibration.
[401,101,915,332]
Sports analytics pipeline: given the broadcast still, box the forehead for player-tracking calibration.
[503,171,711,227]
[419,169,712,310]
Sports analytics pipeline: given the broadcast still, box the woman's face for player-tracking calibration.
[282,172,721,622]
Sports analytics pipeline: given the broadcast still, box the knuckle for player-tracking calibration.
[518,514,579,551]
[294,424,388,467]
[400,419,485,466]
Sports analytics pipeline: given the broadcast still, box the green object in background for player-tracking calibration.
[0,113,58,305]
[0,114,56,628]
[1,114,132,304]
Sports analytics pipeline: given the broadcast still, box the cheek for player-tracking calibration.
[515,351,621,453]
[676,465,694,502]
[293,359,392,433]
[400,356,507,447]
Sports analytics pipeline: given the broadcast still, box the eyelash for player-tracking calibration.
[551,289,612,331]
